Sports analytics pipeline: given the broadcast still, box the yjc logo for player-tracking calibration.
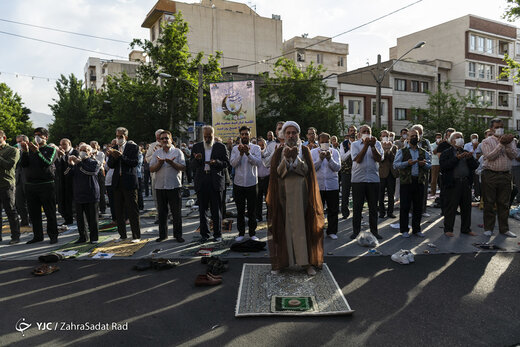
[15,318,32,336]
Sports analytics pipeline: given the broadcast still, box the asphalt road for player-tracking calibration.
[1,253,519,346]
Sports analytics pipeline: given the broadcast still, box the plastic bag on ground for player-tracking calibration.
[356,230,379,247]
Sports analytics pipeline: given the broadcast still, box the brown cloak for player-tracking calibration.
[266,145,324,270]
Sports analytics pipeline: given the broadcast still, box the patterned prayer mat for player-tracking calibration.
[90,239,149,257]
[2,225,32,234]
[98,221,118,233]
[53,236,112,255]
[235,263,354,317]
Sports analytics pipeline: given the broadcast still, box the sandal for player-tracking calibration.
[38,253,64,263]
[32,264,60,276]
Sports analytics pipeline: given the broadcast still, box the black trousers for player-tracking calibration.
[156,188,182,239]
[25,182,58,240]
[221,185,228,217]
[137,177,144,210]
[351,182,379,236]
[378,174,396,215]
[143,168,151,196]
[234,184,257,236]
[114,184,140,239]
[76,202,99,241]
[58,183,74,224]
[443,178,472,234]
[15,181,29,225]
[0,186,20,240]
[97,171,106,214]
[256,176,269,220]
[320,189,339,235]
[106,185,116,221]
[198,177,223,239]
[341,173,352,217]
[399,178,424,234]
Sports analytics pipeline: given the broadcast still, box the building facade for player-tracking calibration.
[141,0,283,75]
[390,14,516,130]
[84,51,145,90]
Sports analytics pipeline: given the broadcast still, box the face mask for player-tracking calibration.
[402,134,408,139]
[410,138,418,146]
[494,128,504,136]
[382,137,388,142]
[320,143,330,151]
[35,135,43,144]
[15,143,21,149]
[117,138,126,146]
[471,138,478,144]
[361,134,370,140]
[389,137,395,142]
[188,144,193,148]
[436,138,441,144]
[79,151,88,159]
[455,138,464,147]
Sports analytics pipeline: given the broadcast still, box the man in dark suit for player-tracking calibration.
[378,130,398,219]
[107,127,141,242]
[15,135,29,226]
[190,126,230,242]
[56,138,79,226]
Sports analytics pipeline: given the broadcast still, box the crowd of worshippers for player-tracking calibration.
[1,118,519,251]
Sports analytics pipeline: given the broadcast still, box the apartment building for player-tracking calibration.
[390,15,516,130]
[84,51,145,90]
[336,59,451,134]
[283,35,349,75]
[141,0,283,74]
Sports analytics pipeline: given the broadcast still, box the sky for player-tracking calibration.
[0,0,516,118]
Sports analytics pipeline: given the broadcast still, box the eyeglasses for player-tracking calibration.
[160,137,169,141]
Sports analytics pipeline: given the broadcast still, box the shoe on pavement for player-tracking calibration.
[306,266,317,276]
[115,237,127,243]
[9,239,20,245]
[402,250,415,263]
[387,214,397,218]
[250,236,259,241]
[422,212,430,217]
[26,238,44,244]
[235,236,245,242]
[176,237,185,243]
[350,233,358,240]
[49,238,58,244]
[131,239,141,243]
[414,232,425,237]
[402,232,410,238]
[483,230,493,237]
[328,234,338,240]
[504,231,517,238]
[156,237,166,242]
[213,237,223,242]
[90,240,99,244]
[391,251,410,265]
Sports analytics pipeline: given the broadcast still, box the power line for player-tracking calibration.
[0,30,128,59]
[0,17,129,43]
[238,0,424,70]
[0,70,58,81]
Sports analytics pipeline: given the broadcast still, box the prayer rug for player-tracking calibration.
[235,263,354,317]
[179,236,235,257]
[2,225,32,234]
[140,210,157,219]
[98,221,118,233]
[90,239,149,257]
[53,236,112,255]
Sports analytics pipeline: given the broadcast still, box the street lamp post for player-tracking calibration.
[372,41,426,129]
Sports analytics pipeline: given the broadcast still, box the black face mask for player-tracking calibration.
[410,138,418,146]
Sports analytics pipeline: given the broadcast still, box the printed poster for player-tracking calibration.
[210,80,256,140]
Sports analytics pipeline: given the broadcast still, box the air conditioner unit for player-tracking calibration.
[297,53,305,62]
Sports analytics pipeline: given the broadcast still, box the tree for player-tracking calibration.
[257,58,344,137]
[409,82,492,140]
[503,0,520,21]
[0,82,34,142]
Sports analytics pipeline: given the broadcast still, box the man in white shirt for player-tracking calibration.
[256,137,271,222]
[150,131,186,243]
[264,121,285,167]
[90,141,106,216]
[230,126,262,241]
[311,133,341,239]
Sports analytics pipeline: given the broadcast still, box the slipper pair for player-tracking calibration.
[32,264,59,276]
[38,253,64,263]
[195,273,222,286]
[207,259,228,275]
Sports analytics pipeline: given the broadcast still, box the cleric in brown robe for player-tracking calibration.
[266,121,325,276]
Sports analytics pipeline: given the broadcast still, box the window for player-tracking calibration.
[486,38,494,54]
[470,34,476,51]
[421,82,429,93]
[395,108,407,120]
[498,66,508,81]
[468,62,476,77]
[151,25,156,41]
[478,64,485,78]
[477,37,485,52]
[499,41,509,55]
[297,51,305,62]
[101,68,106,74]
[485,91,494,106]
[317,54,323,64]
[517,119,520,130]
[517,42,520,56]
[516,94,520,108]
[485,65,494,80]
[498,92,509,107]
[411,81,419,92]
[338,56,344,67]
[395,79,406,91]
[347,100,361,115]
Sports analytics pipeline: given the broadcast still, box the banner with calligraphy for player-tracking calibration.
[210,80,256,140]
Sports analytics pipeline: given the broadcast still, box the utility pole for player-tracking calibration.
[375,54,382,129]
[197,64,204,141]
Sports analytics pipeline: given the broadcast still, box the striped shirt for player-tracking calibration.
[481,135,517,172]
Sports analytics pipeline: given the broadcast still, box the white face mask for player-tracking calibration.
[494,128,504,136]
[382,137,388,142]
[471,138,478,144]
[436,138,441,144]
[35,135,43,144]
[389,137,395,142]
[117,137,126,146]
[320,143,330,151]
[79,151,88,159]
[402,134,408,139]
[455,138,464,147]
[361,134,370,140]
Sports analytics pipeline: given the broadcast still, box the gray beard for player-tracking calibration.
[286,138,298,147]
[204,140,214,151]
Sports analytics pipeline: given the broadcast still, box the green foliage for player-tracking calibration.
[409,82,492,141]
[257,58,344,138]
[503,0,520,21]
[0,82,34,142]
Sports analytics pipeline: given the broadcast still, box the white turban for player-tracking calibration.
[280,121,301,137]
